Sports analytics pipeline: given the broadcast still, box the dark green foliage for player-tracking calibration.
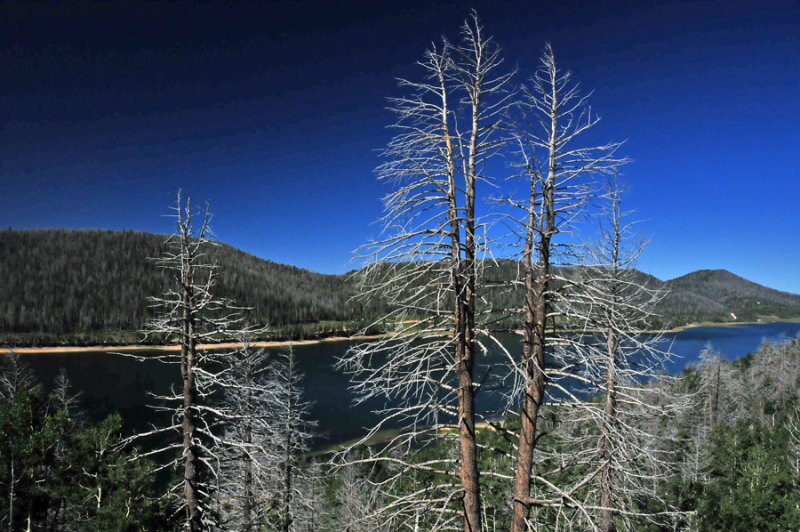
[0,229,387,345]
[667,336,800,530]
[3,230,799,346]
[698,422,800,531]
[0,385,66,529]
[58,415,171,531]
[0,359,171,531]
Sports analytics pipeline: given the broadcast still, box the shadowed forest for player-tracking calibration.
[3,229,799,347]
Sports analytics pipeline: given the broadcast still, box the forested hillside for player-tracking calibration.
[2,229,799,345]
[665,268,800,322]
[0,229,385,344]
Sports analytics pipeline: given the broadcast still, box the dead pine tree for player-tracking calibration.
[0,352,37,532]
[569,179,687,530]
[701,345,722,430]
[127,192,249,531]
[48,368,83,530]
[505,44,625,531]
[267,346,316,532]
[216,337,276,531]
[336,11,514,531]
[216,340,315,532]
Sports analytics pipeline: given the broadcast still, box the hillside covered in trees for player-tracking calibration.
[663,268,800,323]
[0,229,386,345]
[2,229,799,346]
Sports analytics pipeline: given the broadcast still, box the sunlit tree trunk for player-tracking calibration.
[509,44,626,530]
[179,246,201,530]
[337,12,513,530]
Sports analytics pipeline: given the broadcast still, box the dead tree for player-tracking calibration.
[568,180,686,530]
[216,339,277,531]
[48,368,83,531]
[0,352,36,532]
[701,345,722,429]
[675,344,730,490]
[331,462,386,532]
[695,344,743,428]
[336,12,513,531]
[129,193,249,530]
[786,404,800,483]
[0,351,35,405]
[217,342,315,532]
[265,346,316,531]
[50,369,81,422]
[506,44,625,531]
[749,338,800,426]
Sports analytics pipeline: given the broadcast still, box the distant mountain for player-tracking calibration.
[1,229,798,345]
[661,269,800,324]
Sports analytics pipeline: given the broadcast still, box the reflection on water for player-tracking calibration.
[19,322,800,447]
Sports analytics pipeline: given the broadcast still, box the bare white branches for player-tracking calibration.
[506,44,628,531]
[0,351,36,405]
[130,193,255,530]
[566,180,685,531]
[217,341,317,531]
[338,12,514,531]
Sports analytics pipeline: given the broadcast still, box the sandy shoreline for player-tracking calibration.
[656,318,800,334]
[3,318,798,355]
[0,334,384,355]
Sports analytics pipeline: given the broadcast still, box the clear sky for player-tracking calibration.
[2,1,798,293]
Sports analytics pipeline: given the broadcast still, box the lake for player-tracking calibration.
[16,321,800,447]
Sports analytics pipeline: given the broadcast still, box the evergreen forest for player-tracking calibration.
[3,337,800,529]
[2,229,799,347]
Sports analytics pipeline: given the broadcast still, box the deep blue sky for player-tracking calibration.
[2,0,798,293]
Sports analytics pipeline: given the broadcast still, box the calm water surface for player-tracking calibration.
[20,321,800,447]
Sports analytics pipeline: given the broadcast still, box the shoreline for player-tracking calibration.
[0,334,385,355]
[515,317,800,336]
[657,317,800,334]
[3,318,799,355]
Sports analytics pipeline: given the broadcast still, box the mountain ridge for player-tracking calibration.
[1,229,798,346]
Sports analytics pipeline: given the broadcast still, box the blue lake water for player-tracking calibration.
[662,321,800,370]
[17,321,800,447]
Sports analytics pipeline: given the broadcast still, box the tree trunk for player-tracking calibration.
[8,450,14,532]
[456,318,481,531]
[511,253,548,531]
[600,327,618,532]
[282,353,294,532]
[243,368,255,530]
[452,203,482,531]
[512,96,557,531]
[600,210,621,532]
[708,360,719,429]
[440,60,482,527]
[181,250,201,531]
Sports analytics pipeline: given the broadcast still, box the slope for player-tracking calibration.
[2,230,799,345]
[665,269,800,322]
[0,229,383,345]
